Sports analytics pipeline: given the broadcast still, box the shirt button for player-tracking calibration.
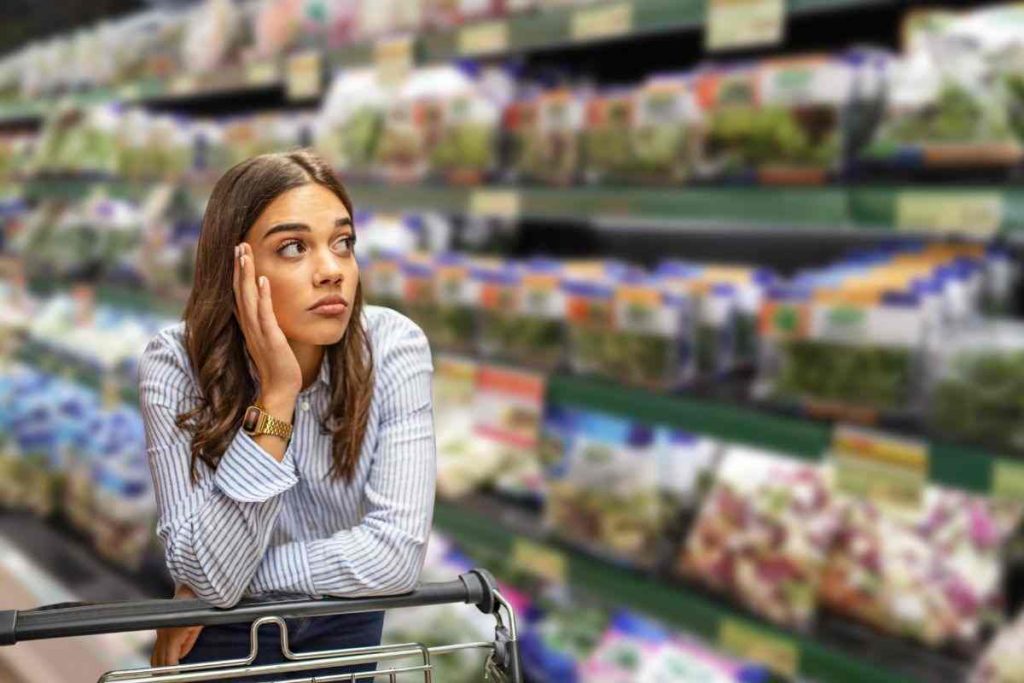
[301,400,310,412]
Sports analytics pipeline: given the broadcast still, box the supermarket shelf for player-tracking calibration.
[433,493,967,683]
[547,374,1020,496]
[0,0,898,124]
[13,173,1024,238]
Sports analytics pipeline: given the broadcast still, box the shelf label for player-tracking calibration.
[830,424,928,510]
[993,460,1024,501]
[118,83,141,100]
[718,618,799,677]
[469,189,520,218]
[512,538,567,584]
[571,3,633,42]
[286,50,322,100]
[896,192,1003,238]
[375,34,414,85]
[246,60,279,86]
[169,74,196,95]
[706,0,785,52]
[458,20,508,56]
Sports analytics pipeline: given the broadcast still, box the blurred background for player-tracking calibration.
[1,0,1024,681]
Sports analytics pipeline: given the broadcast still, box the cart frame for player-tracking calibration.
[0,567,522,682]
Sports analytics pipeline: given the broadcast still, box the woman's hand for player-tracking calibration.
[151,584,204,667]
[233,242,302,400]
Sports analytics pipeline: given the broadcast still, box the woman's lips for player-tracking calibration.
[309,303,348,316]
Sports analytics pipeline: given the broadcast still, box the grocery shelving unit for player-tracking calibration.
[0,0,905,125]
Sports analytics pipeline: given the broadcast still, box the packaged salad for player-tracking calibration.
[315,68,387,179]
[679,446,841,630]
[543,407,662,566]
[696,56,851,184]
[821,480,1023,649]
[506,87,585,186]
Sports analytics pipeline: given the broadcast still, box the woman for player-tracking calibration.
[138,149,436,682]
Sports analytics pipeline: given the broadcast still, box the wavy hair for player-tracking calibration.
[178,149,373,486]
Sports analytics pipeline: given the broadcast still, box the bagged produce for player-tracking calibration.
[472,364,547,501]
[821,481,1023,649]
[929,320,1024,457]
[696,56,851,183]
[431,253,478,355]
[506,87,585,186]
[679,446,840,630]
[433,355,499,499]
[474,258,566,371]
[543,408,662,564]
[607,273,696,391]
[181,0,244,75]
[362,249,407,313]
[315,68,387,177]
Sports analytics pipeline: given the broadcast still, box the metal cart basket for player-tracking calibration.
[0,567,522,682]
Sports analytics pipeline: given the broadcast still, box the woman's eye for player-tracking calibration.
[277,241,305,257]
[333,236,356,255]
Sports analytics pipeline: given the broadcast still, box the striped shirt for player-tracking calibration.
[138,305,436,608]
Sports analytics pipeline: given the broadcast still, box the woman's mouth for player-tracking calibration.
[309,302,348,316]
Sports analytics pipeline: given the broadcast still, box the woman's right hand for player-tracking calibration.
[150,584,204,667]
[233,242,302,400]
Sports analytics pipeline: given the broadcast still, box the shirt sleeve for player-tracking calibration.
[249,318,436,598]
[139,330,300,608]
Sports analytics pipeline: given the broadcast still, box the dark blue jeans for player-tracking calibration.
[179,609,385,682]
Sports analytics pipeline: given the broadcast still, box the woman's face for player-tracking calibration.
[241,182,358,346]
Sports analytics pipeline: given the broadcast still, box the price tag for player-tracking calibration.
[375,34,414,85]
[993,460,1024,501]
[246,60,279,86]
[512,538,567,584]
[896,192,1003,238]
[718,619,799,677]
[469,189,520,218]
[458,20,508,56]
[118,83,141,100]
[286,50,322,100]
[571,3,633,42]
[831,424,928,510]
[706,0,785,52]
[169,74,196,95]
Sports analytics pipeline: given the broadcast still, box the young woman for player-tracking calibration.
[138,150,436,682]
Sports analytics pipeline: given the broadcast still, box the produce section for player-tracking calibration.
[2,1,1024,682]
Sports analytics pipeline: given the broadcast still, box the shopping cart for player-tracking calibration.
[0,567,522,682]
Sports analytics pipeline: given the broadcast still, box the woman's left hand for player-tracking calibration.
[151,584,204,667]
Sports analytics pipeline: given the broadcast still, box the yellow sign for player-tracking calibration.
[458,20,508,56]
[286,51,322,100]
[718,619,799,676]
[512,538,567,584]
[375,35,415,85]
[571,3,633,42]
[993,460,1024,501]
[469,189,521,218]
[169,74,196,95]
[246,61,279,86]
[831,425,928,509]
[706,0,785,51]
[896,192,1003,238]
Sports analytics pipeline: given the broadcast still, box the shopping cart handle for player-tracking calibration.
[0,568,500,645]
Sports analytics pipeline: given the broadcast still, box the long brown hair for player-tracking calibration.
[178,149,373,486]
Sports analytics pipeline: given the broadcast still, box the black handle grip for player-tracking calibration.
[0,569,498,645]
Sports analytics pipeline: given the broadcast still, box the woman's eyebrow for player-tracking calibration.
[263,217,353,241]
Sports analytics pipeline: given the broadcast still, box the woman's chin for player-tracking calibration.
[291,317,350,345]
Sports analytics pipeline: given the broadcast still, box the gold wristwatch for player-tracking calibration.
[242,403,293,442]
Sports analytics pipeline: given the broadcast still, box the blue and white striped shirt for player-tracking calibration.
[138,305,436,608]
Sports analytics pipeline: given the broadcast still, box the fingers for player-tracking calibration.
[180,626,203,660]
[257,275,279,337]
[238,244,260,333]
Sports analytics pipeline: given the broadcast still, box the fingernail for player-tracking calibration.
[259,276,267,288]
[235,245,239,258]
[240,255,246,268]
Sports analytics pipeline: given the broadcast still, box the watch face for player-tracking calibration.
[243,406,261,433]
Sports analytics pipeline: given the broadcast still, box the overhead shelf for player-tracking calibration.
[12,175,1024,239]
[433,493,962,683]
[0,0,899,124]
